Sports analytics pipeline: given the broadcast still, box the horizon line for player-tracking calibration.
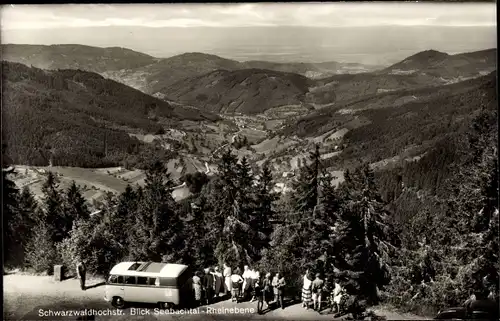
[1,43,496,65]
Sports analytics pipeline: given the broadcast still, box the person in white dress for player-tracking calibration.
[242,265,253,300]
[223,263,232,297]
[302,270,313,309]
[332,281,345,313]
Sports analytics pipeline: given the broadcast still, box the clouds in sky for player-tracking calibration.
[1,3,496,30]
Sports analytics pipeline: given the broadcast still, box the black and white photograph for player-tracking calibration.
[1,2,498,321]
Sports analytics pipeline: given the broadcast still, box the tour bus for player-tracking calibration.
[104,261,192,309]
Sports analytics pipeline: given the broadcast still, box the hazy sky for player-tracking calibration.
[1,3,497,30]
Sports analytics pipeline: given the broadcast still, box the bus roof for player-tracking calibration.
[109,262,188,278]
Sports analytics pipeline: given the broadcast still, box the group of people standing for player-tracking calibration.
[301,269,345,314]
[190,263,287,310]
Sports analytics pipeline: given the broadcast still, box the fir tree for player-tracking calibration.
[102,185,138,259]
[41,172,68,243]
[128,161,183,262]
[443,108,499,300]
[253,162,276,240]
[332,164,395,305]
[262,145,335,292]
[208,150,262,267]
[64,181,90,222]
[11,187,38,256]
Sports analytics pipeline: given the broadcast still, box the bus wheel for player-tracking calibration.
[112,296,125,309]
[160,302,173,309]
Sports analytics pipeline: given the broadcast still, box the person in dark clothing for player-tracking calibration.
[311,273,324,312]
[203,268,215,304]
[254,275,265,314]
[275,273,286,310]
[76,260,86,291]
[262,272,272,308]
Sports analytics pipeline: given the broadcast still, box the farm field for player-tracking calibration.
[10,165,193,207]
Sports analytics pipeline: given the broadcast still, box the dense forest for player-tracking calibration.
[1,61,218,168]
[4,99,498,317]
[284,72,497,171]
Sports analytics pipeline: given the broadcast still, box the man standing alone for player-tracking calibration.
[76,260,86,291]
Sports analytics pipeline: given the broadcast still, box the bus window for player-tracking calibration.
[148,277,159,286]
[137,277,148,285]
[117,275,124,284]
[108,275,118,284]
[124,276,136,285]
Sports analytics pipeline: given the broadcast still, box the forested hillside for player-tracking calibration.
[376,104,498,315]
[1,61,216,168]
[284,72,497,170]
[1,44,156,73]
[159,68,312,114]
[383,48,497,78]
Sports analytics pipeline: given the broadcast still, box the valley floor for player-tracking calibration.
[4,274,428,320]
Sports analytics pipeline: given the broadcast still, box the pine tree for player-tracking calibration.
[128,161,183,262]
[10,187,39,263]
[180,194,216,269]
[331,164,396,305]
[443,108,499,300]
[253,162,276,240]
[290,145,323,215]
[207,150,261,268]
[261,145,335,293]
[41,172,68,243]
[64,181,90,223]
[102,185,138,260]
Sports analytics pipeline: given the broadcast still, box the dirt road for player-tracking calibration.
[4,274,428,321]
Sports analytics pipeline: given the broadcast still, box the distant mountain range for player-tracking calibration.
[382,48,497,78]
[1,44,382,92]
[0,44,156,73]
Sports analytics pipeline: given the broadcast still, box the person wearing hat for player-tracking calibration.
[311,273,324,312]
